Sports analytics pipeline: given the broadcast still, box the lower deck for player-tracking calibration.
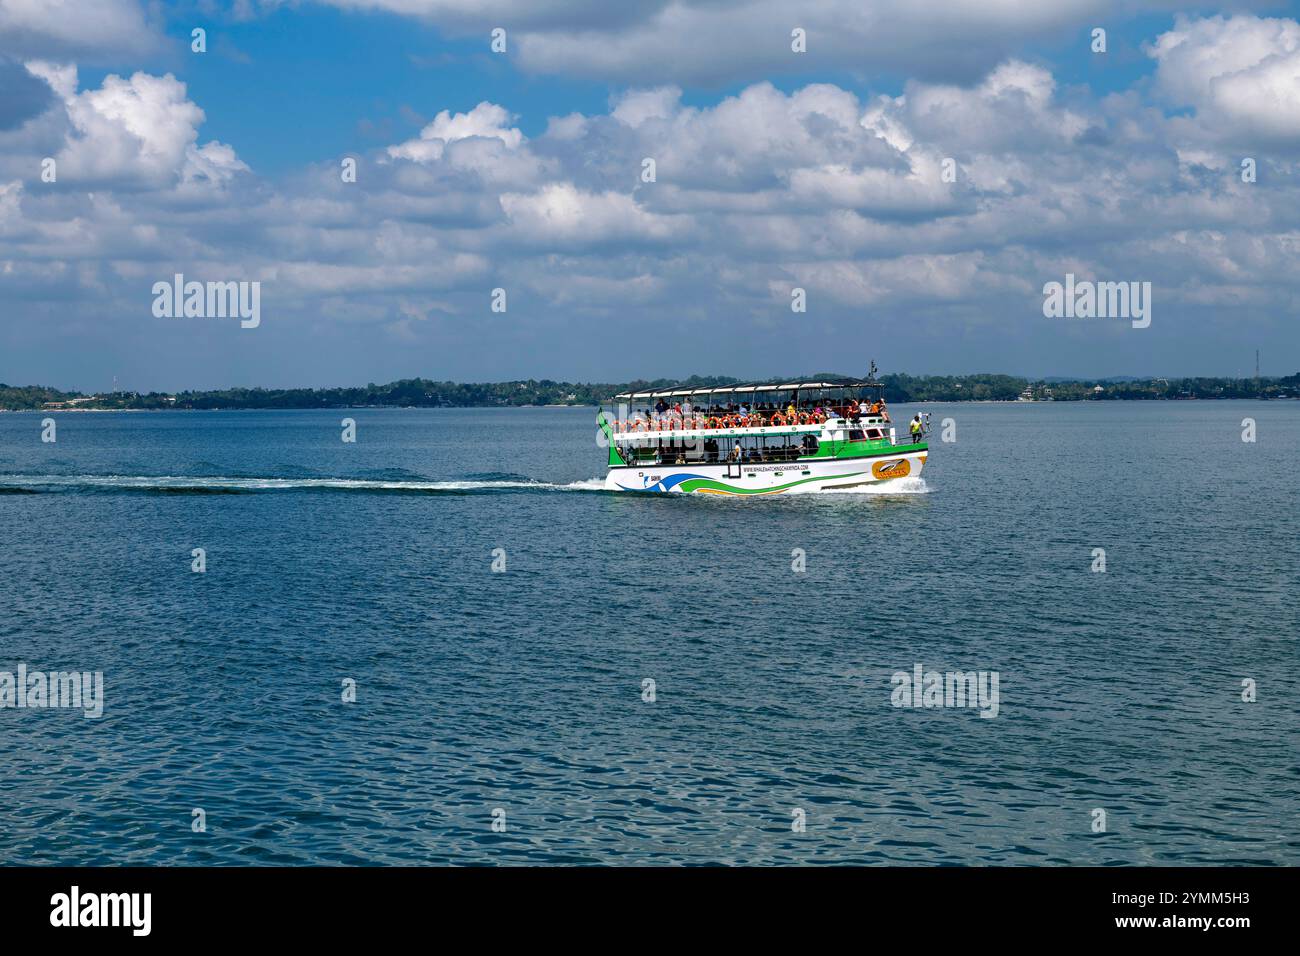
[607,445,927,495]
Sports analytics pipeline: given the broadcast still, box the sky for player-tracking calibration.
[0,0,1298,392]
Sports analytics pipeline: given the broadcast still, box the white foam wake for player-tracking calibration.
[817,476,931,495]
[0,474,607,493]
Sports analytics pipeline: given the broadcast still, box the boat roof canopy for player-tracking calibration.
[613,379,881,401]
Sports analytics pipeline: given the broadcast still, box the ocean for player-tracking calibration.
[1,402,1296,865]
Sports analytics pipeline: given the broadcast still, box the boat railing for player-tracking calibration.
[609,411,843,434]
[624,450,808,466]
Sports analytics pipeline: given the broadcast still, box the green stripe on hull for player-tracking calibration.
[678,471,869,495]
[821,440,927,458]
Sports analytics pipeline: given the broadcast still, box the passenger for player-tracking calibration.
[849,399,862,423]
[729,443,742,461]
[682,399,693,419]
[910,414,923,442]
[675,451,686,465]
[786,401,797,420]
[655,397,669,416]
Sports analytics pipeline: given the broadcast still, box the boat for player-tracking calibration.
[597,366,927,495]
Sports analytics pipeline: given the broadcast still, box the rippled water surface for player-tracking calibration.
[1,404,1297,865]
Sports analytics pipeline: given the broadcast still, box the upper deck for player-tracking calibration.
[612,378,881,405]
[607,412,896,443]
[605,377,896,442]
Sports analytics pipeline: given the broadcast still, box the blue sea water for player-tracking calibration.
[0,402,1296,866]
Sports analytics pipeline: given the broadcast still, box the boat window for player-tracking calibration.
[848,429,866,441]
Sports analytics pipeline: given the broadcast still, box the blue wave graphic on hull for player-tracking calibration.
[617,473,707,493]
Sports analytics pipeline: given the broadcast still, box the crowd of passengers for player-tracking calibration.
[629,435,820,465]
[623,396,889,429]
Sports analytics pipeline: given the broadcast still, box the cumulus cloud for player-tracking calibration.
[866,61,1090,153]
[611,87,681,127]
[386,101,524,162]
[24,63,249,188]
[0,0,157,59]
[500,182,683,245]
[1150,14,1300,141]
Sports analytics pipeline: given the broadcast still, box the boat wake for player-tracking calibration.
[0,474,608,496]
[817,476,931,495]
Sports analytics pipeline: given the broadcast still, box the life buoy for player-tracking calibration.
[634,420,647,432]
[771,413,786,426]
[798,412,810,425]
[707,417,720,430]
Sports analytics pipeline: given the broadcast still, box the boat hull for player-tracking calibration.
[605,448,927,495]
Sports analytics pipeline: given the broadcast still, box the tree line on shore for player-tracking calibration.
[2,372,1297,410]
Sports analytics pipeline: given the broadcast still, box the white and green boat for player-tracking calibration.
[598,371,927,495]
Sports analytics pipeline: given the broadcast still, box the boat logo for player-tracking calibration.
[872,458,911,479]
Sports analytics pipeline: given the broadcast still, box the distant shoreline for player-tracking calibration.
[2,397,1294,414]
[2,372,1296,411]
